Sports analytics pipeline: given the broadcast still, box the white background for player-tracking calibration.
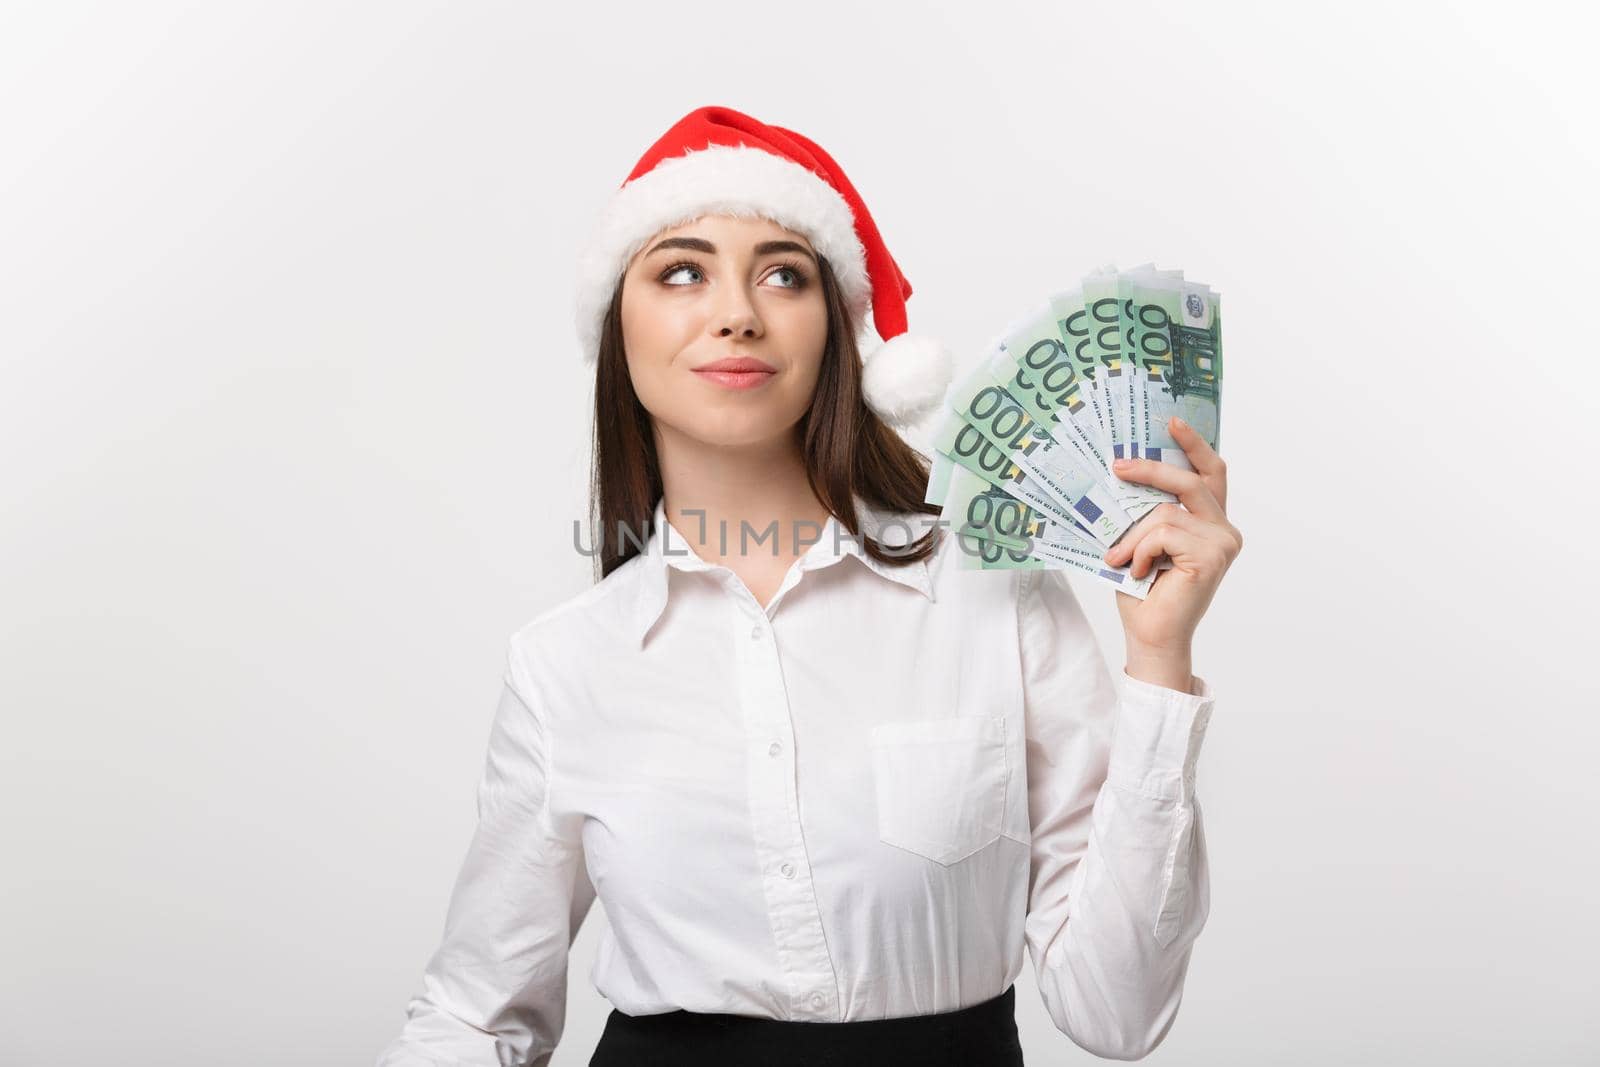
[3,2,1596,1064]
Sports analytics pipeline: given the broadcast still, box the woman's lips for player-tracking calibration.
[693,368,776,391]
[693,355,776,391]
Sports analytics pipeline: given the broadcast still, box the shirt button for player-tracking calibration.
[779,861,795,878]
[810,992,826,1010]
[768,741,782,757]
[750,624,763,640]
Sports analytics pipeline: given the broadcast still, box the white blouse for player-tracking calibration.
[377,495,1216,1066]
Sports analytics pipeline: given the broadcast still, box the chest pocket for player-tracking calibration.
[868,714,1010,866]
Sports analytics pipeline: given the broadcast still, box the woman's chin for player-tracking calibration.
[671,410,804,451]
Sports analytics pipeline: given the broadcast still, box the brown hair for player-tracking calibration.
[588,251,942,583]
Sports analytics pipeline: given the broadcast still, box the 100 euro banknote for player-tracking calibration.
[923,263,1222,598]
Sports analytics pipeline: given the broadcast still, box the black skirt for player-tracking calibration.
[588,982,1024,1066]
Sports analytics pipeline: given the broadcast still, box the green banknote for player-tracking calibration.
[930,404,1102,542]
[985,303,1111,482]
[921,263,1224,599]
[1115,266,1182,511]
[1082,267,1125,453]
[1084,268,1165,516]
[1053,287,1115,463]
[925,449,954,507]
[942,359,1133,546]
[939,465,1039,550]
[953,523,1159,596]
[1128,279,1223,469]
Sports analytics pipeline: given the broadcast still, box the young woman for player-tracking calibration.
[377,106,1242,1067]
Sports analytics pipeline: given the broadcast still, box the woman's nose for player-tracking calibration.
[711,286,763,339]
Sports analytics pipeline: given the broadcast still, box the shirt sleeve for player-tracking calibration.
[1018,568,1215,1061]
[375,638,598,1067]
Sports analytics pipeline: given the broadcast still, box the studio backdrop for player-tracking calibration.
[1,2,1594,1065]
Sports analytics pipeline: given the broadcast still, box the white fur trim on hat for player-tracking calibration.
[575,144,871,364]
[861,332,955,430]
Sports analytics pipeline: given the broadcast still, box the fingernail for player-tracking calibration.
[1112,458,1131,469]
[1172,416,1188,431]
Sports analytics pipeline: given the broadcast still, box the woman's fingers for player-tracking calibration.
[1111,454,1228,523]
[1171,416,1227,512]
[1170,415,1223,467]
[1117,416,1229,515]
[1103,502,1205,567]
[1122,520,1215,580]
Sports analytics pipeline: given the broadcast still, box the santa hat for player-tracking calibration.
[574,105,954,431]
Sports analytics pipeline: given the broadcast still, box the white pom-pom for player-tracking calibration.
[861,332,955,431]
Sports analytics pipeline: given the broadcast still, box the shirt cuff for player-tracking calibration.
[1105,669,1215,801]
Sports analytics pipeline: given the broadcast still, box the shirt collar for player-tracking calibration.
[627,494,937,648]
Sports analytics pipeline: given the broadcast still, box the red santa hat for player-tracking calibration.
[575,105,954,431]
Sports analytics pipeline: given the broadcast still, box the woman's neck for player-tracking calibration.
[654,423,832,569]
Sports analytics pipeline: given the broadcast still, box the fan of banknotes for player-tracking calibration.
[923,263,1223,598]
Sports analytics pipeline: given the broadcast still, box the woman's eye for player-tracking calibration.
[661,264,703,286]
[767,266,802,288]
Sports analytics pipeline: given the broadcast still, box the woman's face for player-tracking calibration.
[619,213,829,449]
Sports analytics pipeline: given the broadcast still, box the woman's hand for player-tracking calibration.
[1102,416,1243,689]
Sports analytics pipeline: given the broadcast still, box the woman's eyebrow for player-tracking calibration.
[643,236,817,264]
